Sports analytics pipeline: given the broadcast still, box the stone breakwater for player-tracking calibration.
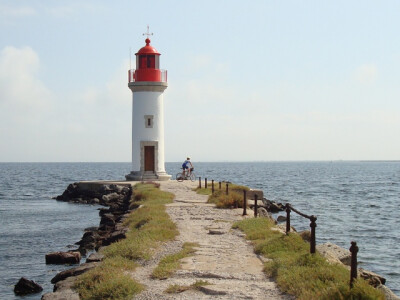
[37,180,399,300]
[41,181,135,300]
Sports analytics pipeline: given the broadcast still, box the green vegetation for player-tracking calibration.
[233,218,385,300]
[165,280,211,294]
[152,242,199,279]
[74,182,177,300]
[196,182,249,208]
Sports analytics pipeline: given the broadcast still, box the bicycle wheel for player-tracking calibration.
[189,173,196,182]
[176,172,184,182]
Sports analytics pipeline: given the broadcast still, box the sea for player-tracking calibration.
[0,161,399,298]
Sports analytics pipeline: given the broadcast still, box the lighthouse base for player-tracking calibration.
[125,171,171,181]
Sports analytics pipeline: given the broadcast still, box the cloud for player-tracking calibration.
[354,63,378,84]
[0,46,53,117]
[0,5,36,17]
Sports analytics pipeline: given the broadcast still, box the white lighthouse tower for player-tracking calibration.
[125,33,171,181]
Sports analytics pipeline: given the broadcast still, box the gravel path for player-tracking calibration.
[131,180,293,300]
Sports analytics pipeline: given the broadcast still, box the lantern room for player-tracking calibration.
[128,38,167,83]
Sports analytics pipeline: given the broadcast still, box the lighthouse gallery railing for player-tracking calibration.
[128,69,167,83]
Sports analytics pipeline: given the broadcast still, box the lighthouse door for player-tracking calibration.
[144,146,155,171]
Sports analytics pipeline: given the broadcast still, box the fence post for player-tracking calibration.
[205,178,207,189]
[254,194,258,218]
[226,183,229,195]
[285,204,291,234]
[350,241,359,288]
[310,215,317,254]
[242,189,247,216]
[199,177,201,188]
[219,181,221,190]
[212,180,214,194]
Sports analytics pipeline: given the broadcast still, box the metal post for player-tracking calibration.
[199,177,201,189]
[350,241,359,288]
[219,181,221,190]
[285,204,291,234]
[212,180,214,194]
[226,183,229,195]
[310,215,317,254]
[242,190,247,216]
[254,194,258,217]
[205,178,207,189]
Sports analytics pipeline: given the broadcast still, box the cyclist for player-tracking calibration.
[181,157,193,178]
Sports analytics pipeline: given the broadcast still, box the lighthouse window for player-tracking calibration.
[144,115,154,128]
[147,55,155,68]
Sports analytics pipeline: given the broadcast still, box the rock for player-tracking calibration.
[102,230,127,246]
[45,251,81,264]
[41,290,80,300]
[376,284,400,300]
[276,215,286,222]
[14,277,43,295]
[51,262,99,284]
[359,268,386,287]
[299,230,311,242]
[86,252,104,263]
[102,192,121,203]
[53,276,77,292]
[316,242,351,266]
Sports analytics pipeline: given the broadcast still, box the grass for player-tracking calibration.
[74,182,177,300]
[195,182,249,208]
[165,280,211,294]
[151,242,199,279]
[233,217,385,300]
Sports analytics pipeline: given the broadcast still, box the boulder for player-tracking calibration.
[51,262,99,284]
[86,252,104,263]
[276,215,287,223]
[41,290,80,300]
[45,251,81,264]
[299,230,311,242]
[359,268,386,287]
[376,284,400,300]
[316,243,351,266]
[14,277,43,295]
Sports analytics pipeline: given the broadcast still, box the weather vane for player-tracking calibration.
[143,25,153,39]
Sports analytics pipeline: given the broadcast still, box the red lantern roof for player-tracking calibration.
[136,38,160,55]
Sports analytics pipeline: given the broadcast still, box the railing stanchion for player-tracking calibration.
[254,194,258,218]
[310,215,317,254]
[205,178,207,189]
[199,177,201,189]
[285,204,291,234]
[212,180,214,194]
[350,241,359,288]
[219,181,221,190]
[226,183,229,195]
[242,190,247,216]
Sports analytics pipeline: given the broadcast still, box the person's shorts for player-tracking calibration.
[182,164,189,169]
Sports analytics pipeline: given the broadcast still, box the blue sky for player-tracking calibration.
[1,0,399,162]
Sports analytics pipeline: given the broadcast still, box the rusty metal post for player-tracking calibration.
[226,183,229,195]
[310,215,317,254]
[212,180,214,194]
[242,189,247,215]
[199,177,201,188]
[350,241,359,288]
[205,178,207,189]
[219,181,221,190]
[285,204,291,234]
[254,194,258,218]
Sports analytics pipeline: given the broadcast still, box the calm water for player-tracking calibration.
[0,162,399,298]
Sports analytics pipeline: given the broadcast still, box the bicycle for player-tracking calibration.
[176,168,196,182]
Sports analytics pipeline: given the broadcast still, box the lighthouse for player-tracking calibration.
[125,33,171,181]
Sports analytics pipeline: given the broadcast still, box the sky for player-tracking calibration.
[1,0,400,162]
